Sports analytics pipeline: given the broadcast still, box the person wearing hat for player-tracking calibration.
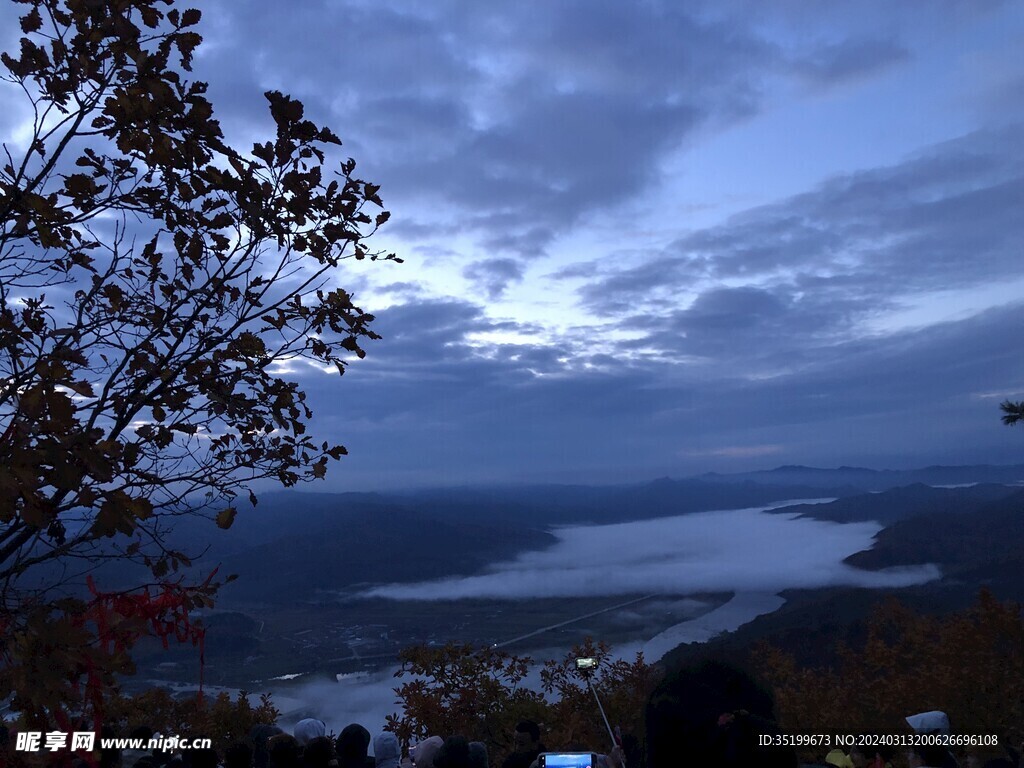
[825,748,855,768]
[373,732,402,768]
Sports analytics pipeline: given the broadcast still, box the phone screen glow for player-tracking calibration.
[542,754,593,768]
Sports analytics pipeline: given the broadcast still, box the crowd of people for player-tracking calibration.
[82,717,631,768]
[59,708,1019,768]
[63,706,1024,768]
[4,660,1021,767]
[813,711,1023,768]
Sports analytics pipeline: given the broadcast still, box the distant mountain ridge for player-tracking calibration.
[778,482,1021,525]
[392,477,855,527]
[696,462,1024,491]
[74,462,1024,609]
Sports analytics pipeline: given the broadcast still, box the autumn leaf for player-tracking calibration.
[215,507,236,529]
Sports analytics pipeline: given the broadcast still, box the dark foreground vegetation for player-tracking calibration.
[2,590,1021,767]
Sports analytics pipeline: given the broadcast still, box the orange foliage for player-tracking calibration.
[754,589,1024,746]
[540,638,659,752]
[103,688,280,750]
[388,639,658,765]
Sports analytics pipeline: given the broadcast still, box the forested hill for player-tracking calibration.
[845,486,1024,584]
[778,482,1021,524]
[384,476,856,527]
[66,464,1024,608]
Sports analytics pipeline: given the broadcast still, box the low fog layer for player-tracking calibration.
[278,505,941,738]
[269,670,404,742]
[364,505,940,600]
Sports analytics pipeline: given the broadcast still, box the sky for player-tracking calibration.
[6,0,1024,490]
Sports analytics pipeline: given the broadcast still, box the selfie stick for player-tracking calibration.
[585,675,617,748]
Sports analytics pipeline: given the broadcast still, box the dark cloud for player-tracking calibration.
[1,0,1006,271]
[175,0,925,257]
[372,282,430,301]
[791,38,910,86]
[462,258,525,299]
[579,126,1024,336]
[281,288,1024,489]
[667,286,788,330]
[618,286,805,364]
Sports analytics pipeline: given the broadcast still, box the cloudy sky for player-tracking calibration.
[202,0,1024,489]
[8,0,1024,489]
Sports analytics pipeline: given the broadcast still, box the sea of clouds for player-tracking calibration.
[363,504,940,600]
[265,501,940,739]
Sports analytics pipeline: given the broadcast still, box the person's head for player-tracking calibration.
[413,736,444,768]
[251,725,284,768]
[907,744,951,767]
[372,732,401,768]
[467,742,488,768]
[825,750,854,768]
[268,734,302,768]
[224,741,254,768]
[434,736,470,768]
[184,746,220,768]
[302,736,336,768]
[906,711,951,736]
[848,744,868,768]
[294,719,327,748]
[645,659,781,767]
[513,721,541,753]
[850,741,895,768]
[335,724,371,767]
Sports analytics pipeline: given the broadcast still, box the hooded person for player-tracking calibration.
[468,742,489,768]
[905,711,951,736]
[337,723,374,768]
[224,742,254,768]
[414,736,445,768]
[304,737,338,768]
[294,718,328,747]
[268,734,303,768]
[645,659,797,768]
[373,732,402,768]
[250,724,284,768]
[905,712,957,768]
[434,736,471,768]
[825,750,855,768]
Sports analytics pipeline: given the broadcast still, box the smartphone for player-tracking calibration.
[538,752,599,768]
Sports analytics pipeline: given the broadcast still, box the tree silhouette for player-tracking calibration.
[1000,400,1024,426]
[0,0,398,726]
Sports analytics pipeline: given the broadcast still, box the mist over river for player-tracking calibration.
[264,499,939,737]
